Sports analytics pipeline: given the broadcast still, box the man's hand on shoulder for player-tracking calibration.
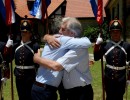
[43,34,61,48]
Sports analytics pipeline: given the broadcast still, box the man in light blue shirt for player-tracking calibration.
[32,17,92,100]
[56,48,93,100]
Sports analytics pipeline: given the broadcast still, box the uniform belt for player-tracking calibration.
[16,65,35,69]
[106,64,126,70]
[34,81,57,90]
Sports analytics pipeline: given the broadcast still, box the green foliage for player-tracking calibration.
[83,21,110,42]
[83,26,98,42]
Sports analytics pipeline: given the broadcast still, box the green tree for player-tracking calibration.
[83,21,109,42]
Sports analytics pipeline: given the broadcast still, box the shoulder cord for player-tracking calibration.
[15,41,34,54]
[105,40,127,65]
[105,40,127,56]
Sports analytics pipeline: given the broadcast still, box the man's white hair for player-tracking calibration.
[61,17,82,37]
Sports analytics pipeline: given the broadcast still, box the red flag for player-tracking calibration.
[5,0,11,25]
[0,0,15,25]
[5,0,15,25]
[90,0,103,25]
[97,0,103,25]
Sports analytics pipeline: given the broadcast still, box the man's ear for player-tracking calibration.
[70,32,75,37]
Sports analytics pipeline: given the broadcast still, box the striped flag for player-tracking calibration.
[90,0,103,25]
[30,0,51,21]
[0,0,15,25]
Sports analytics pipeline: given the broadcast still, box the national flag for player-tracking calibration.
[90,0,103,25]
[0,0,6,21]
[0,0,15,25]
[30,0,51,21]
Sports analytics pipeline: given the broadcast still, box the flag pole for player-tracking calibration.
[5,25,14,100]
[99,25,105,100]
[43,0,49,34]
[5,0,14,99]
[10,49,14,100]
[96,0,105,99]
[9,25,14,100]
[101,57,105,100]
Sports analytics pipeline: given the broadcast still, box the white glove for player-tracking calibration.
[127,80,130,84]
[6,36,13,47]
[96,34,103,45]
[1,77,7,85]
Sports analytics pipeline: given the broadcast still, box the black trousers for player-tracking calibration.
[14,68,36,100]
[65,84,93,100]
[31,82,57,100]
[58,81,67,100]
[105,76,126,100]
[15,76,35,100]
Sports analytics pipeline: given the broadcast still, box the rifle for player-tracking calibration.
[99,25,105,100]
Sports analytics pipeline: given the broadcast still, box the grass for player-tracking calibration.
[2,46,130,100]
[90,61,103,100]
[91,61,130,100]
[3,61,18,100]
[2,76,18,100]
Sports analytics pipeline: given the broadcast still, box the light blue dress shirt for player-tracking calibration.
[36,35,91,87]
[57,48,92,89]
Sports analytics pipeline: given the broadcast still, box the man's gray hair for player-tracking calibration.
[61,17,82,37]
[49,16,62,34]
